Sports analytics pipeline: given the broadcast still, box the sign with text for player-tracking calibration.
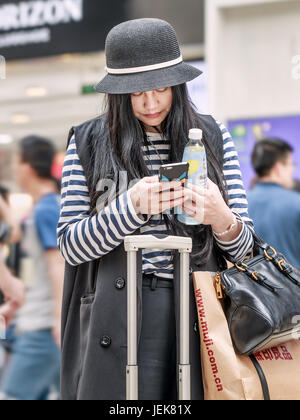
[0,0,129,60]
[228,115,300,191]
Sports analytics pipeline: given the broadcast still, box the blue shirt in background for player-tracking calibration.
[34,193,60,251]
[248,182,300,268]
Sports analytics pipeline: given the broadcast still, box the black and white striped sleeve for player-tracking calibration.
[57,136,148,266]
[214,122,254,261]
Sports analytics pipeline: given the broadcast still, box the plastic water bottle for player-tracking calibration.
[177,128,207,225]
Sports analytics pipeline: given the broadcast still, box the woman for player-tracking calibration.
[58,18,254,400]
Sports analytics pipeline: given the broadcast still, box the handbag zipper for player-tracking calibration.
[214,272,224,300]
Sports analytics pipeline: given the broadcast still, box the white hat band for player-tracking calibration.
[105,55,183,75]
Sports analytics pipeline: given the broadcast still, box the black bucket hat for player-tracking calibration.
[94,18,202,94]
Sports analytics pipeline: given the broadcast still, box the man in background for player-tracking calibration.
[0,188,21,246]
[0,136,64,400]
[0,189,24,327]
[0,187,25,379]
[248,138,300,268]
[0,187,22,279]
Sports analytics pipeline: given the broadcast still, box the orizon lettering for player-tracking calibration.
[0,0,84,32]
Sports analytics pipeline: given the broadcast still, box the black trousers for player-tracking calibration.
[138,274,177,400]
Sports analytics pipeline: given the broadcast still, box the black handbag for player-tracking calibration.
[215,233,300,356]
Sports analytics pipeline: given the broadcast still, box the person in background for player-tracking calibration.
[0,186,24,327]
[0,187,22,279]
[0,136,64,400]
[248,138,300,268]
[0,187,24,378]
[0,188,21,247]
[0,188,11,250]
[0,259,25,327]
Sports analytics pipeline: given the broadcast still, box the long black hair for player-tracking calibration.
[88,83,228,264]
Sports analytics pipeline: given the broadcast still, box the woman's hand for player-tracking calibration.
[129,176,184,216]
[180,179,242,240]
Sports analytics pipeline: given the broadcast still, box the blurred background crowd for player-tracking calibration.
[0,0,299,400]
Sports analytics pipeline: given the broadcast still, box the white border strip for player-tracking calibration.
[106,55,183,75]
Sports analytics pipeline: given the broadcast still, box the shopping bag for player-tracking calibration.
[193,271,300,400]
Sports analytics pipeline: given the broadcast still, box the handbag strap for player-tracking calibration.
[218,230,280,264]
[219,231,300,289]
[250,232,269,251]
[249,355,271,401]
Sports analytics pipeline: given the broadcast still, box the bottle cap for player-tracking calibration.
[189,128,203,140]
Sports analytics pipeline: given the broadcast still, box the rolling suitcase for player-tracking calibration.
[124,234,193,400]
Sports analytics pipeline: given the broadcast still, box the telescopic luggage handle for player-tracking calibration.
[124,234,193,251]
[124,234,193,401]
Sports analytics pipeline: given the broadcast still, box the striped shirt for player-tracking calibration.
[57,121,254,278]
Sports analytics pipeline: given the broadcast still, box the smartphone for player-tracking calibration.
[159,162,189,185]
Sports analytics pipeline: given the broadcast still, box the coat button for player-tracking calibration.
[115,276,126,290]
[100,336,111,348]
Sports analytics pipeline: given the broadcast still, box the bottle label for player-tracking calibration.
[177,144,207,225]
[184,149,207,189]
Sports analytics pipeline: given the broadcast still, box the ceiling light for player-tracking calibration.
[11,114,30,125]
[26,86,48,97]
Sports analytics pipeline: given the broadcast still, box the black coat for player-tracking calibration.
[60,114,227,400]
